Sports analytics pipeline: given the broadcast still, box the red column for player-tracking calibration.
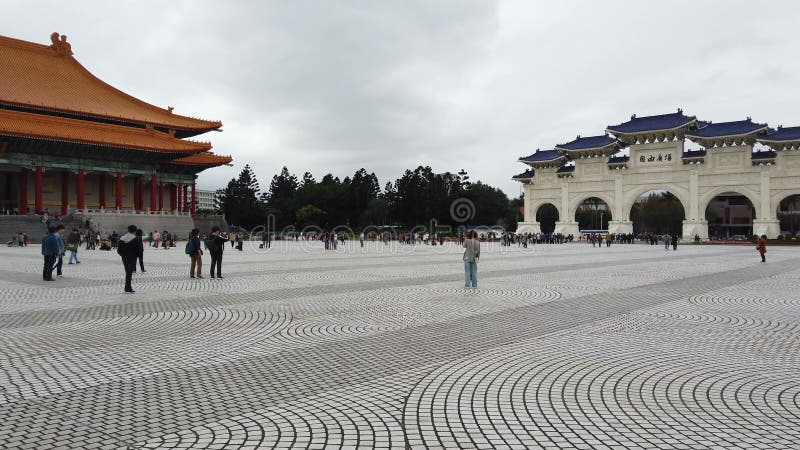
[182,185,188,213]
[177,184,183,212]
[98,174,106,209]
[132,177,140,211]
[61,171,69,215]
[137,178,143,211]
[18,169,28,214]
[170,184,176,211]
[191,182,197,216]
[158,183,164,211]
[35,166,43,213]
[116,173,123,210]
[77,169,85,210]
[150,175,157,211]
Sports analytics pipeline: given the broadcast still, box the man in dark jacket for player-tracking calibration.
[117,225,139,293]
[54,224,66,277]
[206,226,227,279]
[41,226,59,281]
[133,229,146,272]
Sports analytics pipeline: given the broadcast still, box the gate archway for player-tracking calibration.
[629,190,686,235]
[574,197,611,231]
[535,203,559,234]
[777,194,800,238]
[704,191,756,239]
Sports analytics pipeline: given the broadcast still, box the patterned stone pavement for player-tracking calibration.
[0,239,798,449]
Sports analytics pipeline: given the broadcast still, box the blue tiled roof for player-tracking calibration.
[751,150,777,160]
[519,149,564,162]
[607,155,629,164]
[687,119,767,138]
[512,169,534,179]
[607,109,697,134]
[759,126,800,142]
[682,149,706,158]
[555,165,575,174]
[556,134,619,151]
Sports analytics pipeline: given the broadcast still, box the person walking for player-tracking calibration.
[756,235,767,263]
[359,231,365,248]
[671,233,678,251]
[206,226,226,278]
[134,229,146,272]
[41,226,59,281]
[117,225,139,293]
[463,230,480,288]
[67,228,81,264]
[54,224,66,277]
[187,228,203,278]
[664,234,671,251]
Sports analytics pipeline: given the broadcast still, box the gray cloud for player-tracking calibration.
[3,0,799,196]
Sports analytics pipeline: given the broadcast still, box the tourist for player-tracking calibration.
[206,226,226,278]
[41,226,59,281]
[671,233,678,251]
[117,225,139,293]
[463,230,480,288]
[605,233,612,248]
[756,235,767,263]
[152,230,161,248]
[664,234,671,250]
[187,228,203,278]
[66,228,81,264]
[359,231,365,248]
[134,229,146,272]
[54,225,66,277]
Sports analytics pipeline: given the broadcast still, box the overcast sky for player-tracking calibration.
[4,1,799,197]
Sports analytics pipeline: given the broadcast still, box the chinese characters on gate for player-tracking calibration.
[639,153,673,163]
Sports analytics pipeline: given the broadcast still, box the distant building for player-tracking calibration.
[195,189,218,212]
[514,109,800,239]
[0,33,232,217]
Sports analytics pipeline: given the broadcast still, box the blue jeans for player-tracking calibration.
[68,250,78,263]
[464,261,478,287]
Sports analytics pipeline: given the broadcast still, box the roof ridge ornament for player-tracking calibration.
[49,32,73,56]
[677,108,683,114]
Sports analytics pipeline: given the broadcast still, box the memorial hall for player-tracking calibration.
[0,32,231,235]
[514,110,800,239]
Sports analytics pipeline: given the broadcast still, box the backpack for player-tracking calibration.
[185,238,195,255]
[205,236,218,253]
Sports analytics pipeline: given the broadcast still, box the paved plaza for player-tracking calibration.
[0,240,798,449]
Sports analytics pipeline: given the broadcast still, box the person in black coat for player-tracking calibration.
[207,226,227,278]
[41,226,59,281]
[133,229,146,272]
[117,225,139,293]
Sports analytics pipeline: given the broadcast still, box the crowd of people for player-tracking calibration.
[500,232,574,247]
[28,221,775,293]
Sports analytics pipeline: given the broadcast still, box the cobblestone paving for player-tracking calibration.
[0,241,798,449]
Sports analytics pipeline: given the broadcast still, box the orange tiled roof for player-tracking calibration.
[0,33,222,132]
[171,153,233,166]
[0,108,212,153]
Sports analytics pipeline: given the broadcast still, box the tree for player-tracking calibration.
[266,166,299,227]
[216,164,266,228]
[296,204,327,228]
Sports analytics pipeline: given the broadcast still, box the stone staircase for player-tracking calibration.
[0,214,86,244]
[71,211,228,239]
